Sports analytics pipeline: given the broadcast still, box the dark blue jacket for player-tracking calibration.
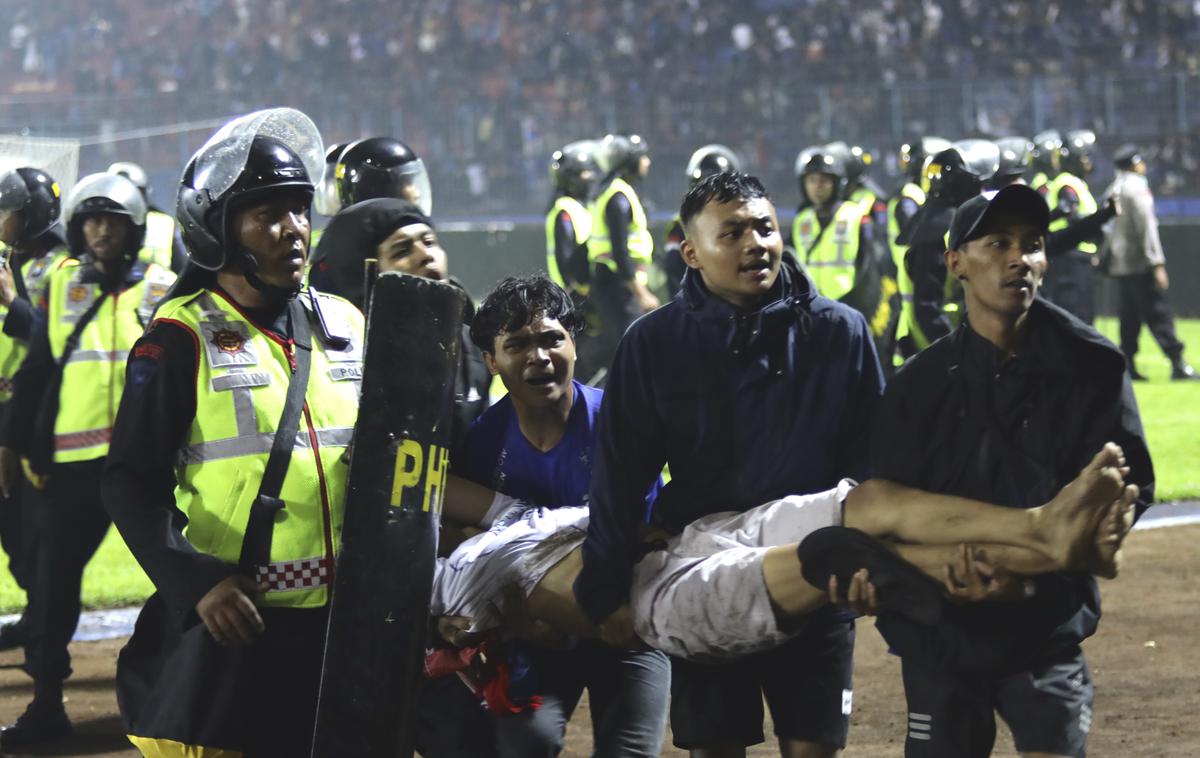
[574,254,885,624]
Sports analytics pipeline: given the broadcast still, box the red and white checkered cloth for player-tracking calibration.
[256,556,332,592]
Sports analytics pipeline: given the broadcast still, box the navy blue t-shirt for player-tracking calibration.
[453,380,657,517]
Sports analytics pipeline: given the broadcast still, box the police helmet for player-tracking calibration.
[899,136,952,183]
[107,161,150,197]
[926,140,1000,207]
[314,142,349,217]
[335,137,431,215]
[1060,130,1097,176]
[1031,130,1062,172]
[176,108,323,272]
[596,134,649,176]
[795,144,849,199]
[65,173,148,258]
[0,167,62,245]
[685,144,740,185]
[989,137,1034,189]
[550,140,598,198]
[833,142,873,184]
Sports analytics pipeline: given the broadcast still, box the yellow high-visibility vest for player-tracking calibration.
[887,183,925,344]
[0,249,73,402]
[1047,172,1099,254]
[154,287,364,608]
[792,201,864,301]
[589,177,653,282]
[46,262,176,462]
[545,196,591,289]
[138,210,177,269]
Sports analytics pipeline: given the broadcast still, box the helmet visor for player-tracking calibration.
[192,108,324,203]
[0,171,30,213]
[951,140,1002,181]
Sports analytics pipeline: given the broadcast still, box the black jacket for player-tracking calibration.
[871,297,1154,674]
[575,254,885,623]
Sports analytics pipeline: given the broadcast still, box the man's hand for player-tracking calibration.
[596,604,647,650]
[828,569,879,617]
[0,447,20,499]
[942,546,1026,603]
[196,575,266,645]
[629,279,661,314]
[0,258,15,308]
[1154,265,1169,292]
[437,615,482,648]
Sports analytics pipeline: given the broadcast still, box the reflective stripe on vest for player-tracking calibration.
[888,183,925,341]
[0,250,73,403]
[589,177,653,274]
[545,196,591,288]
[155,288,364,608]
[139,210,176,269]
[1047,172,1099,254]
[793,201,863,301]
[1030,172,1050,193]
[47,262,175,461]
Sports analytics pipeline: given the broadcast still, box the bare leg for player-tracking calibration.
[845,443,1128,571]
[524,548,597,638]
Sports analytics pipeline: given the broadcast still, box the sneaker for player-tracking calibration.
[1171,361,1199,381]
[0,700,72,748]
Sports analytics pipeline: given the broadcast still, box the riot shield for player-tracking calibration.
[311,271,464,758]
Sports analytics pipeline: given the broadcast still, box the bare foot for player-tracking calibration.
[1033,443,1127,570]
[1089,484,1139,579]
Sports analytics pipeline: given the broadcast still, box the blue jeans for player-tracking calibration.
[494,641,670,758]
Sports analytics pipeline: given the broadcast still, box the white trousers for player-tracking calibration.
[630,480,852,662]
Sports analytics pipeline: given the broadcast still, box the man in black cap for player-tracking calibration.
[1102,145,1197,380]
[871,184,1154,758]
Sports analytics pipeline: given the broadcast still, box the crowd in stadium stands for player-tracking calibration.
[2,0,1200,213]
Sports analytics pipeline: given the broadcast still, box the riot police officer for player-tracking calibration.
[661,143,740,299]
[335,136,432,214]
[104,108,364,756]
[1029,129,1062,197]
[0,171,175,747]
[107,161,187,272]
[311,141,350,250]
[1042,129,1101,324]
[896,139,1000,354]
[586,133,659,375]
[0,167,71,652]
[794,143,899,363]
[546,140,598,294]
[839,142,889,228]
[890,137,949,360]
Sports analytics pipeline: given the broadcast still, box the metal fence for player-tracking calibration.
[1,70,1197,217]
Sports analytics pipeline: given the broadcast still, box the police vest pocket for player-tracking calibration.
[194,467,253,563]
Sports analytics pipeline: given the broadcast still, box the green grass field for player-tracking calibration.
[0,319,1194,614]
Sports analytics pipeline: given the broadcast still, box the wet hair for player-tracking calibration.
[680,171,771,229]
[470,274,584,353]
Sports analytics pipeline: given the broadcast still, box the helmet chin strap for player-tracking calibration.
[235,246,301,301]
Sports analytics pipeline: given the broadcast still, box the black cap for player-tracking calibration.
[1113,144,1143,170]
[948,184,1050,250]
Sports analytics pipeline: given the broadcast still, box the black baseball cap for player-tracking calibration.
[948,184,1050,250]
[1113,144,1143,170]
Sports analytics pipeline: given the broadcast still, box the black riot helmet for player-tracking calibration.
[314,142,349,216]
[834,142,873,187]
[176,108,323,285]
[550,140,598,199]
[335,137,432,215]
[795,144,849,197]
[1031,130,1062,173]
[899,136,952,184]
[989,137,1034,189]
[596,133,649,179]
[926,140,1000,207]
[65,172,148,259]
[685,144,740,186]
[0,167,62,246]
[1060,130,1097,177]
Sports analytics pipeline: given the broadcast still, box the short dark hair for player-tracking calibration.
[680,171,771,229]
[470,274,584,353]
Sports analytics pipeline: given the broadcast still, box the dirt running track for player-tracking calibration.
[0,524,1195,757]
